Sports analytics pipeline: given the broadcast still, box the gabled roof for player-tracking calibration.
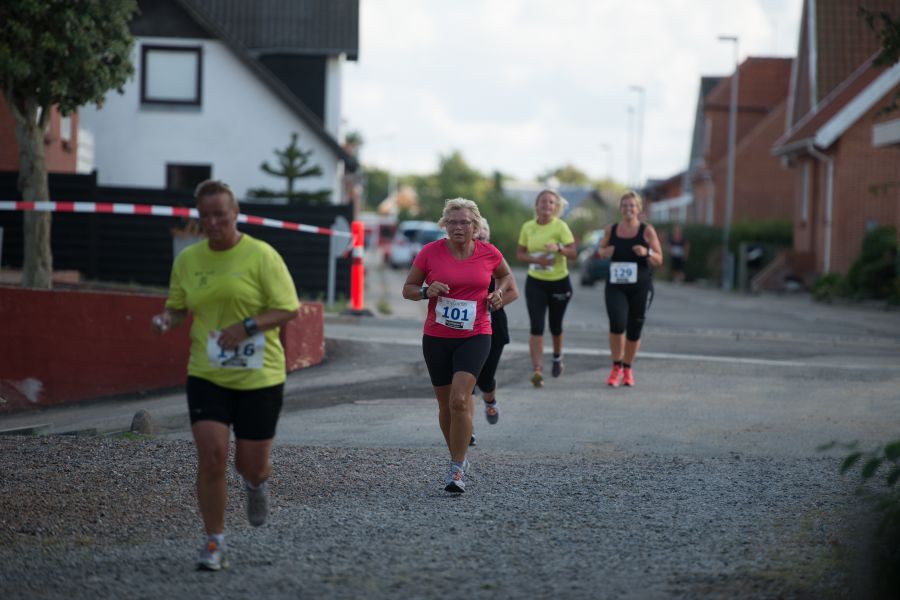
[704,57,793,112]
[185,0,359,59]
[773,54,900,156]
[169,0,358,171]
[687,76,724,169]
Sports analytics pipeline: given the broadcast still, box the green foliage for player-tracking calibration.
[539,164,591,185]
[860,7,900,113]
[247,132,331,205]
[728,219,793,253]
[811,273,848,303]
[845,226,899,299]
[0,0,138,117]
[363,166,391,209]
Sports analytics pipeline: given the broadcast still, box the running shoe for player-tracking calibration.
[197,540,228,571]
[622,367,635,387]
[552,359,564,378]
[484,400,499,425]
[445,464,466,493]
[469,433,477,447]
[606,365,623,387]
[530,370,544,388]
[245,480,269,527]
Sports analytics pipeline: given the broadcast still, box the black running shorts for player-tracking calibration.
[186,376,283,440]
[422,334,492,387]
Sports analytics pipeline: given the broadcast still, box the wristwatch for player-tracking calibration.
[420,286,429,300]
[242,317,260,336]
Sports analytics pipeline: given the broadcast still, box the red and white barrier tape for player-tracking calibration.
[0,200,352,237]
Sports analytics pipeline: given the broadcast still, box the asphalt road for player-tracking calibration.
[3,262,899,598]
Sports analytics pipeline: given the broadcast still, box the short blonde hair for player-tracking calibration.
[438,198,483,234]
[619,190,643,212]
[534,188,568,218]
[195,179,238,210]
[476,217,491,241]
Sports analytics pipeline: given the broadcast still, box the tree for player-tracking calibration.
[539,164,591,186]
[0,0,137,288]
[861,7,900,112]
[247,132,331,205]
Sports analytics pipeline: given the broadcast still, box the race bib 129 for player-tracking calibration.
[207,330,265,369]
[609,262,638,284]
[435,297,477,331]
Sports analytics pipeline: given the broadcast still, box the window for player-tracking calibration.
[141,45,203,105]
[166,164,211,191]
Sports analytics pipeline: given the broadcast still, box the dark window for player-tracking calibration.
[141,45,203,105]
[166,164,211,191]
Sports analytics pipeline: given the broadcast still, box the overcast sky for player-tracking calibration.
[343,0,804,186]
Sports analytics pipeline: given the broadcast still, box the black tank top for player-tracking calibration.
[608,223,651,282]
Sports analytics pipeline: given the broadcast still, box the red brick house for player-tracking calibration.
[0,95,81,174]
[645,171,687,223]
[687,57,795,227]
[771,0,900,279]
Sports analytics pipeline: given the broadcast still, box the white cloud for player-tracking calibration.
[345,0,803,184]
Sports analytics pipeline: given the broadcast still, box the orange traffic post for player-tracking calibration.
[343,220,373,316]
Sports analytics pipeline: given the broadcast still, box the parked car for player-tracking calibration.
[411,228,447,262]
[388,220,442,268]
[578,229,610,287]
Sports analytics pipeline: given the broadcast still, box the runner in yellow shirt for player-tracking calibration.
[516,189,577,387]
[152,180,299,571]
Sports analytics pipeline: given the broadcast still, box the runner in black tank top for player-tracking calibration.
[597,191,664,387]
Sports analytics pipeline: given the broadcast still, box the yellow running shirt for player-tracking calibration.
[517,217,575,281]
[165,234,300,389]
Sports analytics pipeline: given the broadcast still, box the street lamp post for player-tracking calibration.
[626,106,635,188]
[629,85,645,191]
[719,35,739,291]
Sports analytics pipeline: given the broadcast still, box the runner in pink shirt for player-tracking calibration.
[402,198,518,493]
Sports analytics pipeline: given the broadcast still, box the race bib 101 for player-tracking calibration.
[609,261,638,284]
[207,330,265,369]
[435,297,477,331]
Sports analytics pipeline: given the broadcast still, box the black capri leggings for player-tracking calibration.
[525,275,572,336]
[475,334,507,394]
[422,334,492,387]
[605,281,654,341]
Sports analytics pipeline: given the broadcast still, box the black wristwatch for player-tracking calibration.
[420,286,429,300]
[242,317,260,336]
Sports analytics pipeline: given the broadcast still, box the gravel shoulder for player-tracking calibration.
[0,436,876,599]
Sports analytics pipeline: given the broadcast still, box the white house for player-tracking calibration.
[79,0,358,202]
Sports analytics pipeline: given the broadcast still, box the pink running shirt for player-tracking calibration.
[413,239,503,338]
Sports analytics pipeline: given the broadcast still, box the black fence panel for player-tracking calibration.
[0,172,351,298]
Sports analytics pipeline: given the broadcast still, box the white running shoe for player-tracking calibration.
[245,480,269,527]
[197,539,228,571]
[445,464,466,493]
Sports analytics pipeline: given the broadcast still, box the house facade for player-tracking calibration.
[0,98,84,174]
[772,0,900,278]
[77,0,358,202]
[686,57,795,227]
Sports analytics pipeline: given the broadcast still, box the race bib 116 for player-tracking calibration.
[207,330,265,369]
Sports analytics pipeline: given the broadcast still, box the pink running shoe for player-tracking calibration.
[622,367,635,387]
[606,364,623,387]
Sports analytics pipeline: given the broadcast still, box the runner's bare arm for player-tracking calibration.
[490,259,518,308]
[218,308,299,350]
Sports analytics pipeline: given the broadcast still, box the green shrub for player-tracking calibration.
[846,226,898,299]
[811,273,848,302]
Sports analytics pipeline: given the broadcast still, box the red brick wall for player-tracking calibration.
[0,287,324,413]
[0,95,78,173]
[829,102,900,273]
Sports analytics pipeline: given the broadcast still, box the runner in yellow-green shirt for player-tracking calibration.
[151,180,299,572]
[516,189,577,387]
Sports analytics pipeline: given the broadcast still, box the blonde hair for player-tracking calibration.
[476,217,491,241]
[534,188,568,218]
[438,198,483,235]
[619,190,643,212]
[195,179,238,210]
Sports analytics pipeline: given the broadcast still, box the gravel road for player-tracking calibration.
[0,435,874,599]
